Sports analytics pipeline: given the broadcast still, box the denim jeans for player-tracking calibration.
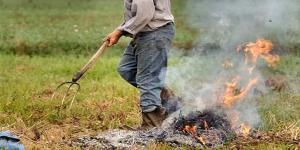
[118,23,175,112]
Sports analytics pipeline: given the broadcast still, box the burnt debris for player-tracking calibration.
[71,109,234,149]
[173,109,232,133]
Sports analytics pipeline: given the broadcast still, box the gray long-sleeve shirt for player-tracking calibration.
[117,0,174,37]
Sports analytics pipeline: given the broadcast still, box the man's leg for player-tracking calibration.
[118,41,137,87]
[136,25,174,114]
[135,26,174,128]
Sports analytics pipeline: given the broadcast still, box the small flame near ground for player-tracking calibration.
[183,121,209,144]
[183,125,197,135]
[183,125,207,145]
[240,123,251,137]
[197,136,206,145]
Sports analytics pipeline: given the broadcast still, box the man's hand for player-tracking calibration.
[103,30,123,47]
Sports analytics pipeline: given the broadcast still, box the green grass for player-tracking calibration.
[0,0,120,55]
[0,53,140,126]
[0,0,197,55]
[0,53,141,148]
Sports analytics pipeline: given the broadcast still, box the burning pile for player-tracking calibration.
[172,109,233,147]
[71,109,233,149]
[171,38,281,143]
[71,38,282,149]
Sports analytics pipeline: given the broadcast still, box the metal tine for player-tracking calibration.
[61,83,73,108]
[51,81,80,110]
[68,83,80,110]
[51,81,73,101]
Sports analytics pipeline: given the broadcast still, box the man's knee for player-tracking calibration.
[118,66,137,87]
[117,66,128,79]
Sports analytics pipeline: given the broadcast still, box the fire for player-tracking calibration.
[261,54,280,68]
[197,136,206,145]
[239,38,280,68]
[223,77,258,107]
[223,38,280,137]
[179,38,279,143]
[240,123,251,137]
[183,125,197,134]
[183,124,208,145]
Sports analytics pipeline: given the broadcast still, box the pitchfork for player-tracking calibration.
[51,41,109,109]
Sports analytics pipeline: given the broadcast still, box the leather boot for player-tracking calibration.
[140,107,167,130]
[161,87,174,102]
[120,88,176,131]
[161,87,182,115]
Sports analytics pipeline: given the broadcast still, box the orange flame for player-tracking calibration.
[223,77,258,107]
[183,125,197,134]
[222,38,280,137]
[197,136,206,145]
[240,123,251,137]
[183,125,207,145]
[261,54,280,68]
[242,38,280,68]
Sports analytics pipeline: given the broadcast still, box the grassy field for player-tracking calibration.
[0,0,299,149]
[0,0,196,55]
[0,53,299,149]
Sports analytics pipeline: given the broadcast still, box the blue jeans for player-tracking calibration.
[118,23,175,112]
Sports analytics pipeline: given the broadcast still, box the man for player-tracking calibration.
[104,0,175,129]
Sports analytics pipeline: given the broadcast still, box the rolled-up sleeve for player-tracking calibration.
[117,0,155,36]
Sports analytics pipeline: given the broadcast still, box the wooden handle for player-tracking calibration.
[72,41,109,82]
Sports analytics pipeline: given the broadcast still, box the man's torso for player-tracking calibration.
[123,0,174,32]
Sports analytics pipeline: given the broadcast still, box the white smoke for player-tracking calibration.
[186,0,300,48]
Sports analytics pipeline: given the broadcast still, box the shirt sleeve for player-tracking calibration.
[117,0,155,36]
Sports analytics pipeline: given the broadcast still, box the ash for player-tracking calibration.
[71,110,234,149]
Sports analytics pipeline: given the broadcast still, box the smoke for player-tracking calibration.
[166,0,300,128]
[166,50,264,127]
[186,0,300,48]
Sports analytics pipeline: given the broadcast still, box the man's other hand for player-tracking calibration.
[103,30,123,47]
